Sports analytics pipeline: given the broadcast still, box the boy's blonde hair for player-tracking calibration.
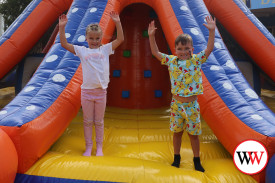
[175,33,193,47]
[86,23,102,35]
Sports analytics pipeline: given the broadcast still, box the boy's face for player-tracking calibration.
[86,31,102,49]
[175,42,194,60]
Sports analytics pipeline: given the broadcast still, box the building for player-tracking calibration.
[243,0,275,36]
[0,14,4,36]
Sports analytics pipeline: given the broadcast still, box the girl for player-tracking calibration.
[59,11,124,156]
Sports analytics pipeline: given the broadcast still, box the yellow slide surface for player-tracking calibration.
[26,107,256,183]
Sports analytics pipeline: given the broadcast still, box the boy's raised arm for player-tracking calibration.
[148,21,162,61]
[59,14,75,54]
[110,11,124,50]
[203,15,216,58]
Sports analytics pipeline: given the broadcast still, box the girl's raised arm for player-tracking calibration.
[110,11,124,50]
[59,14,75,54]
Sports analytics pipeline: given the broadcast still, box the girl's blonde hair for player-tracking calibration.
[86,23,102,35]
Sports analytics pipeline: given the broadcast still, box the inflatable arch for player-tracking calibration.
[0,0,275,182]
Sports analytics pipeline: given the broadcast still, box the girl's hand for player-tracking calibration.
[203,15,216,31]
[110,11,120,23]
[148,21,157,36]
[59,14,68,28]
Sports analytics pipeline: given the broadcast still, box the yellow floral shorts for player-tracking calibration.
[169,98,201,135]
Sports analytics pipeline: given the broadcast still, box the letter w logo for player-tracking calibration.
[236,151,264,165]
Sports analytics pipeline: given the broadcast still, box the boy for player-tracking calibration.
[148,16,216,172]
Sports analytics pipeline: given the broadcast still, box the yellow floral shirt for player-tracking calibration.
[161,51,207,97]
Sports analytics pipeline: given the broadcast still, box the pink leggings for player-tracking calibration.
[81,88,106,143]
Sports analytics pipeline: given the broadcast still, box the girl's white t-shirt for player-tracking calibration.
[74,43,114,89]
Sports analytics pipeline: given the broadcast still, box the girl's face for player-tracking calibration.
[86,31,102,49]
[175,42,194,60]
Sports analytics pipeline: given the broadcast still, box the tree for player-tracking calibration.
[0,0,32,30]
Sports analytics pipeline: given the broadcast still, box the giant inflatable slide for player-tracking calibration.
[0,0,275,182]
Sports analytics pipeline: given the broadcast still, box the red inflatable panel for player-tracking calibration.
[0,129,17,183]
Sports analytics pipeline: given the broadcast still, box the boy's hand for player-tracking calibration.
[204,15,216,58]
[110,11,120,23]
[148,21,157,36]
[203,15,216,31]
[59,14,68,28]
